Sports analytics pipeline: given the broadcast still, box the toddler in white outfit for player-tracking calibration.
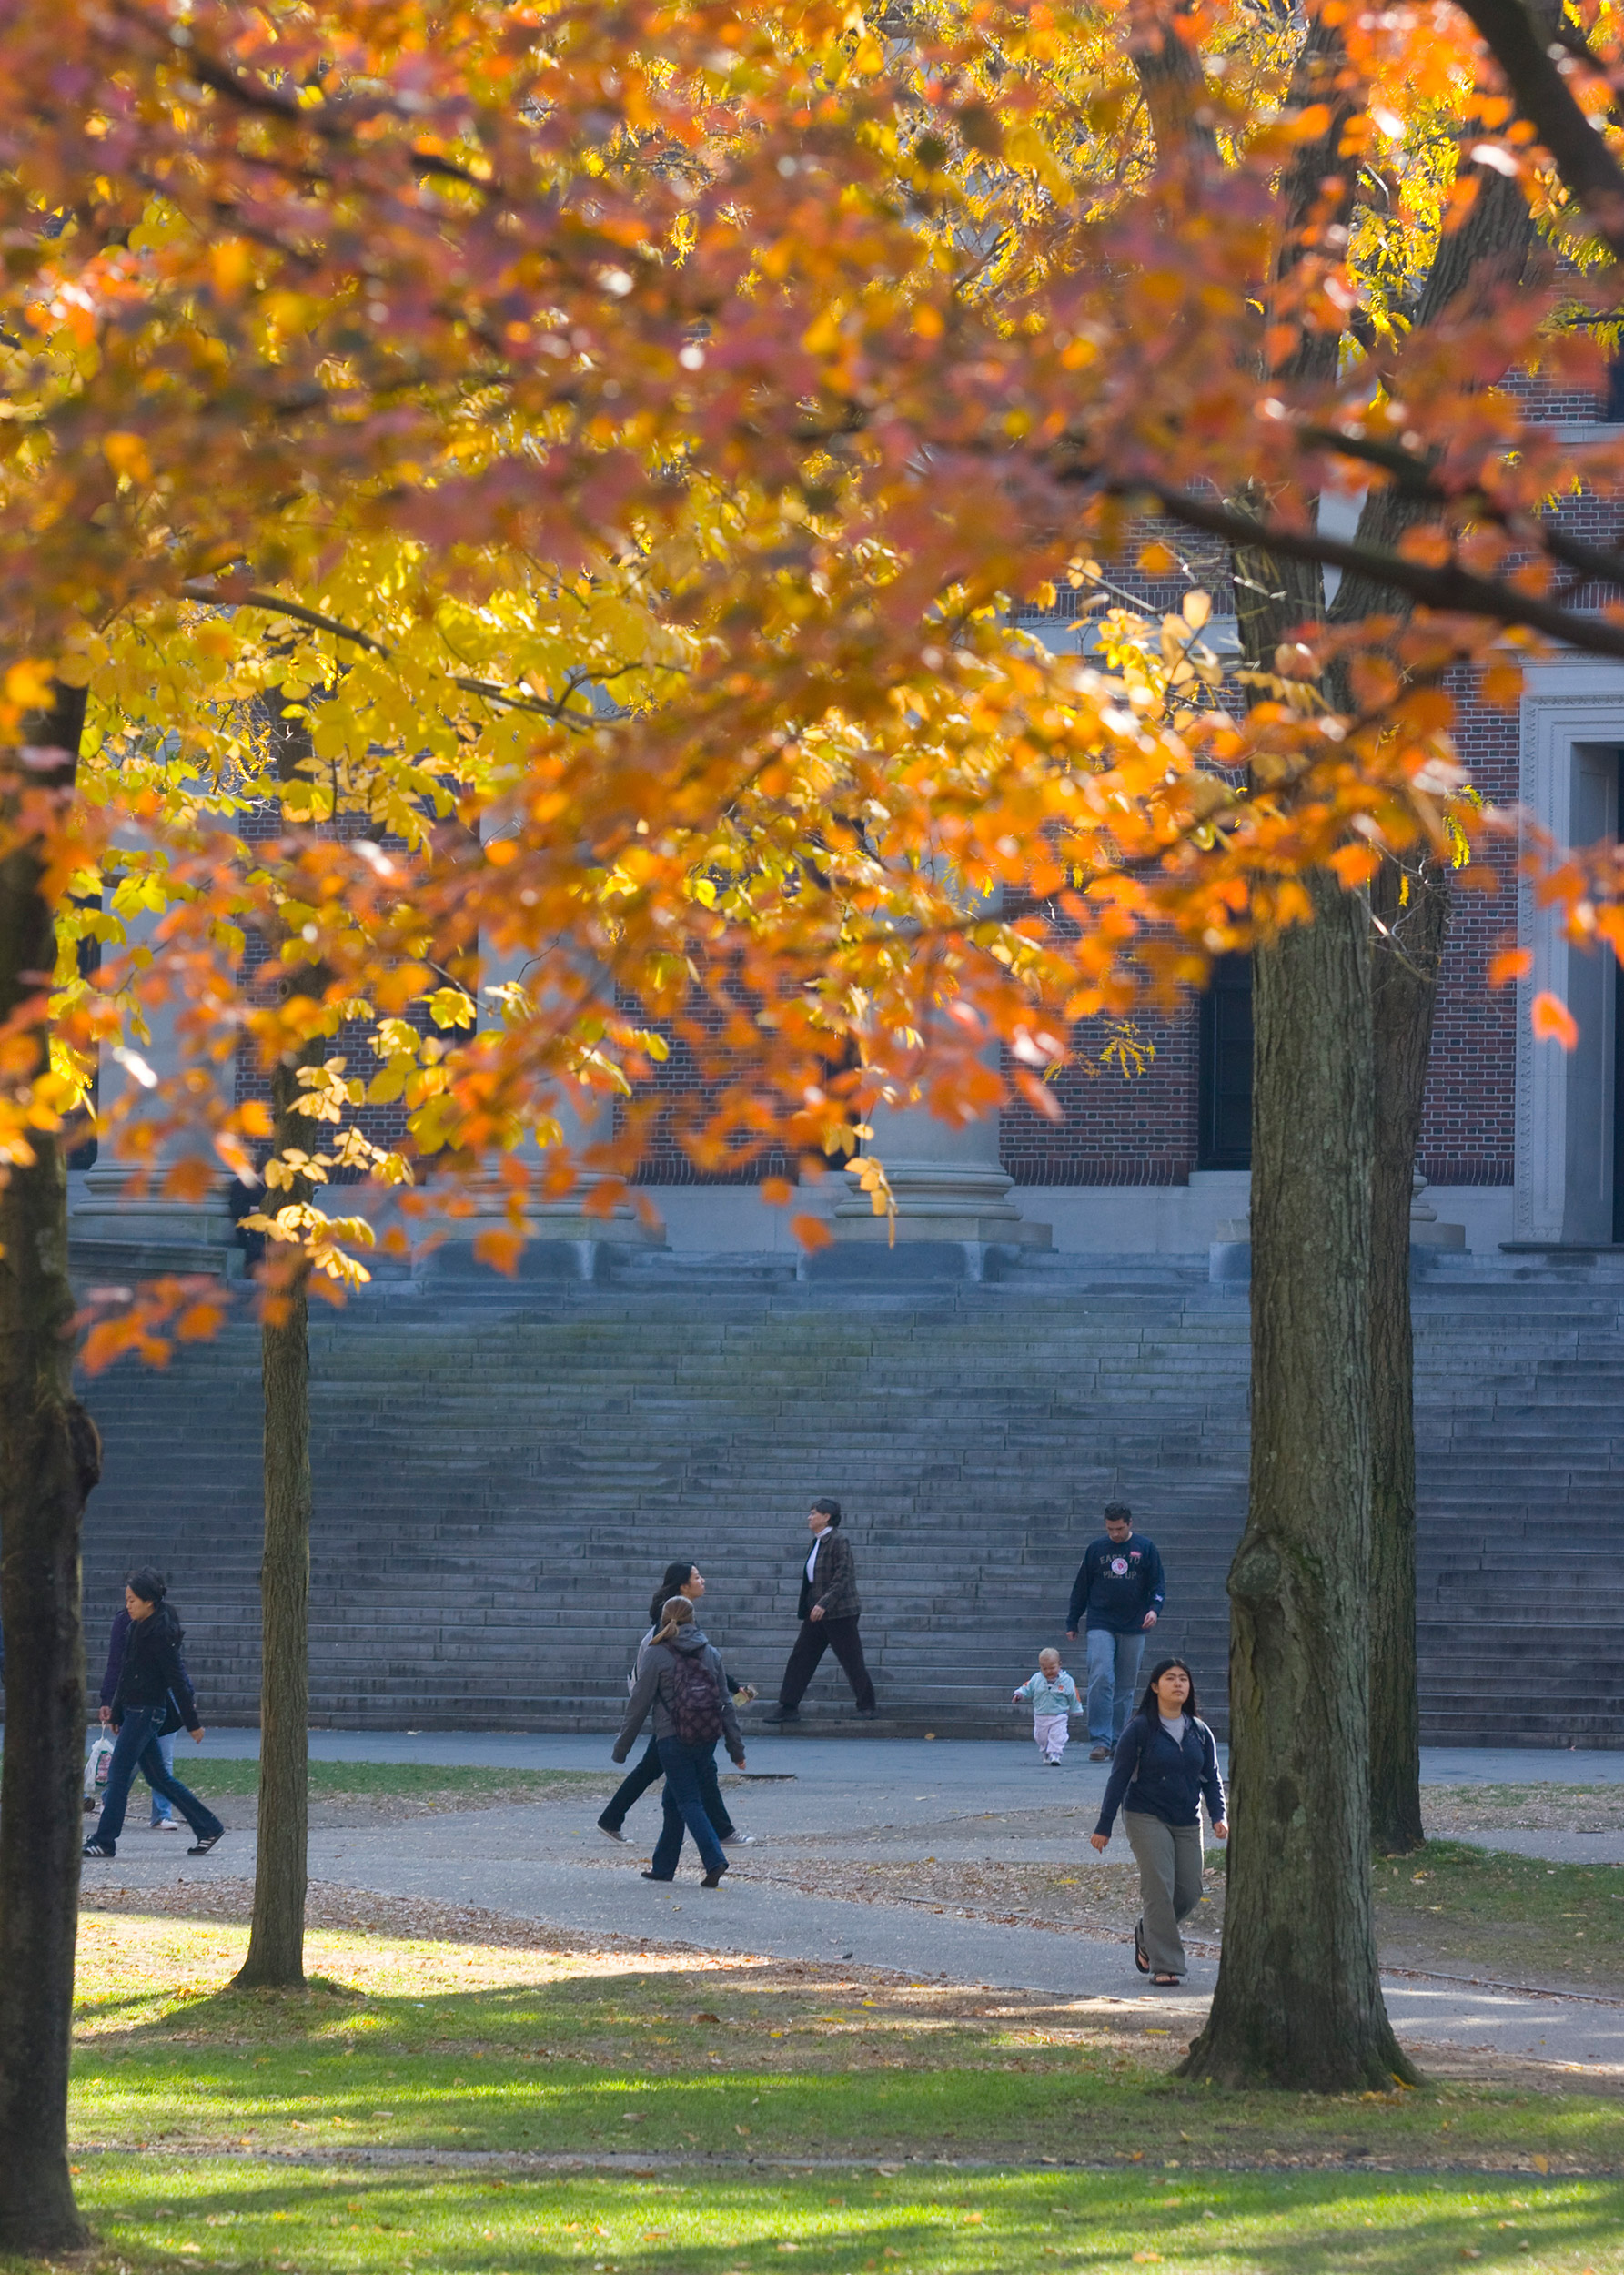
[1013,1649,1080,1764]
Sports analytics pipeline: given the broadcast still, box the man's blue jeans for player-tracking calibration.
[1086,1629,1146,1744]
[88,1707,223,1853]
[650,1737,728,1878]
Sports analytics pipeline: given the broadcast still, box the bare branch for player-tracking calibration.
[1097,479,1624,659]
[1448,0,1624,257]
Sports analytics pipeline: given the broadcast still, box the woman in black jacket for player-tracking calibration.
[1090,1658,1226,1986]
[83,1571,225,1860]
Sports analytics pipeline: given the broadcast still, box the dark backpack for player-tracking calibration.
[667,1648,725,1744]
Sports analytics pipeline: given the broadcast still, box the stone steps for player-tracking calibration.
[76,1266,1624,1743]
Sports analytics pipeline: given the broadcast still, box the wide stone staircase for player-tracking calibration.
[76,1248,1624,1746]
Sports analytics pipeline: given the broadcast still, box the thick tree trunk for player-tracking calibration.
[1368,859,1449,1854]
[0,682,101,2251]
[235,1055,312,1988]
[1184,870,1416,2090]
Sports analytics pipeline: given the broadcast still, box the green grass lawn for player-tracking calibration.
[59,2160,1624,2275]
[55,1895,1624,2275]
[68,1910,1624,2160]
[1369,1843,1624,1990]
[171,1762,617,1805]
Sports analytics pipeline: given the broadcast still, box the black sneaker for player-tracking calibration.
[762,1704,801,1724]
[187,1832,224,1856]
[82,1840,116,1859]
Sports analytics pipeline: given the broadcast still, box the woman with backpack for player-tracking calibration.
[82,1570,225,1860]
[598,1561,752,1846]
[1089,1657,1226,1986]
[612,1596,745,1887]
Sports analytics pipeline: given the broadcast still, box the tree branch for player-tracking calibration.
[1449,0,1624,257]
[178,582,628,724]
[1098,479,1624,658]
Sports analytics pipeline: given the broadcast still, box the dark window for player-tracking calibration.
[1606,355,1624,423]
[1198,953,1253,1170]
[1615,754,1624,1242]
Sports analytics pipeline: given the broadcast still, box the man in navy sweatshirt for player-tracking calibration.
[1065,1502,1165,1759]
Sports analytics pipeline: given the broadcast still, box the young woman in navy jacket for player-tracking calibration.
[1091,1658,1226,1985]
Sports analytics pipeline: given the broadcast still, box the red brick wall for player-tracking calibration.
[1000,1004,1198,1186]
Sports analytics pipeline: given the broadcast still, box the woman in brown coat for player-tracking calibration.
[762,1498,877,1722]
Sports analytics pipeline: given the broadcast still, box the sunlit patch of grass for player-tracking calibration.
[70,1914,1624,2171]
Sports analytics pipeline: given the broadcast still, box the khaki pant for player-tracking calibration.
[1125,1810,1205,1977]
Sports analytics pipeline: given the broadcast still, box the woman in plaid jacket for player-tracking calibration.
[762,1499,877,1723]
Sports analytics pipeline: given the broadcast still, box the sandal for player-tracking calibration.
[1152,1972,1182,1987]
[1133,1919,1150,1975]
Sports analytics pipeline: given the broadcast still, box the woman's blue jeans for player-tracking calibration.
[602,1734,735,1840]
[149,1729,177,1824]
[650,1737,727,1878]
[89,1707,223,1852]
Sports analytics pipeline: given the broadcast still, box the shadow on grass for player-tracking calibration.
[63,2166,1624,2275]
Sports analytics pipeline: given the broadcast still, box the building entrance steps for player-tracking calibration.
[77,1264,1624,1743]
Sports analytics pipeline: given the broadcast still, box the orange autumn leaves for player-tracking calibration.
[0,0,1621,1317]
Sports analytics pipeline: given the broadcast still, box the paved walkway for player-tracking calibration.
[206,1728,1624,1792]
[86,1734,1624,2076]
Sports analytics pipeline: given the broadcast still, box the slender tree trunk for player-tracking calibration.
[235,693,320,1991]
[234,1058,314,1987]
[0,682,101,2251]
[1368,859,1449,1854]
[1184,870,1417,2090]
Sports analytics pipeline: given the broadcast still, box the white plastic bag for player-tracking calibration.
[83,1730,115,1811]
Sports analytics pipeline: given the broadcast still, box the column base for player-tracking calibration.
[69,1172,244,1281]
[802,1239,1043,1282]
[831,1159,1051,1250]
[827,1213,1053,1247]
[419,1188,668,1281]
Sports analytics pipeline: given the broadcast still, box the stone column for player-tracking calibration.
[824,1085,1051,1267]
[414,936,665,1279]
[67,904,241,1277]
